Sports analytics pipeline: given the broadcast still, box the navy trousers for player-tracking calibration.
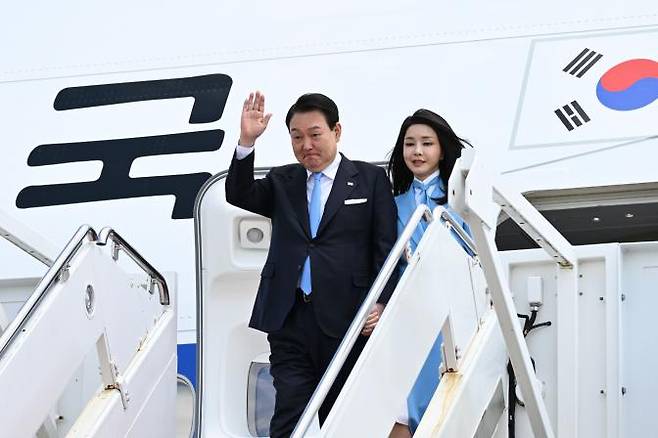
[267,291,367,438]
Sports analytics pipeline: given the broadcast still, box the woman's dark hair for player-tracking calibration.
[387,109,472,204]
[285,93,339,130]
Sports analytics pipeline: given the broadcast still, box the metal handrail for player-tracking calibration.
[0,225,172,361]
[97,228,170,306]
[438,208,478,256]
[291,204,433,438]
[0,228,54,267]
[0,208,57,267]
[0,225,98,360]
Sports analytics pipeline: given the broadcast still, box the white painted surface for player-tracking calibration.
[620,242,658,437]
[503,244,628,438]
[0,233,176,437]
[322,212,484,437]
[197,175,269,437]
[1,1,656,345]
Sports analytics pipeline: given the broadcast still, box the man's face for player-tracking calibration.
[289,110,341,172]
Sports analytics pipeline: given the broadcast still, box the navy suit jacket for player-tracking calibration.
[226,151,398,338]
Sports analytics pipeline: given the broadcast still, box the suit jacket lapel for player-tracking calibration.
[285,165,311,238]
[316,155,357,236]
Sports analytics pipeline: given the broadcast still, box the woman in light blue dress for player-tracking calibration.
[386,109,473,437]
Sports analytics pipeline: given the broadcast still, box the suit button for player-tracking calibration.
[309,243,315,248]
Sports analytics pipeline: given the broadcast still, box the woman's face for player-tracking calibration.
[402,124,443,181]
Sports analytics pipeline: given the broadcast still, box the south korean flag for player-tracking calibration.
[510,30,658,150]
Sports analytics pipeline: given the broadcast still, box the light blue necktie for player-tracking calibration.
[412,176,442,232]
[411,175,441,208]
[300,172,323,295]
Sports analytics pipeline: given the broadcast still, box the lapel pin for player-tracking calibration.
[347,181,354,186]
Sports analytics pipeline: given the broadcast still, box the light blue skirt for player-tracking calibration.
[407,332,443,433]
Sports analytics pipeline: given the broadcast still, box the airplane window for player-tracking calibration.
[247,362,275,437]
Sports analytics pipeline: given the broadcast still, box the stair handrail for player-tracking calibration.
[0,225,171,361]
[97,227,170,306]
[438,209,477,256]
[0,207,58,267]
[0,225,98,360]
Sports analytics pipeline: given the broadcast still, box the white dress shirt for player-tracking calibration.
[305,153,341,215]
[235,144,341,218]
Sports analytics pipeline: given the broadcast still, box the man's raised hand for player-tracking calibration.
[240,91,273,147]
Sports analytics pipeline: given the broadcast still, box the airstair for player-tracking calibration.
[195,150,567,437]
[193,148,658,437]
[292,203,505,437]
[289,149,571,437]
[0,219,176,437]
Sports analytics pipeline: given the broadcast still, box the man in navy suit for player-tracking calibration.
[226,91,397,437]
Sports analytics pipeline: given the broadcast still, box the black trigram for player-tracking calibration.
[17,74,232,219]
[554,101,590,131]
[563,48,603,78]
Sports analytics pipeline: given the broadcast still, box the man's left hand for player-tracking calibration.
[361,303,385,336]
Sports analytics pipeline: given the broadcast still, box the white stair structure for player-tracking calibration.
[196,153,658,437]
[195,157,556,437]
[0,224,176,438]
[294,204,506,437]
[291,149,565,438]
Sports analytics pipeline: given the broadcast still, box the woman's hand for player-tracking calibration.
[361,303,385,336]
